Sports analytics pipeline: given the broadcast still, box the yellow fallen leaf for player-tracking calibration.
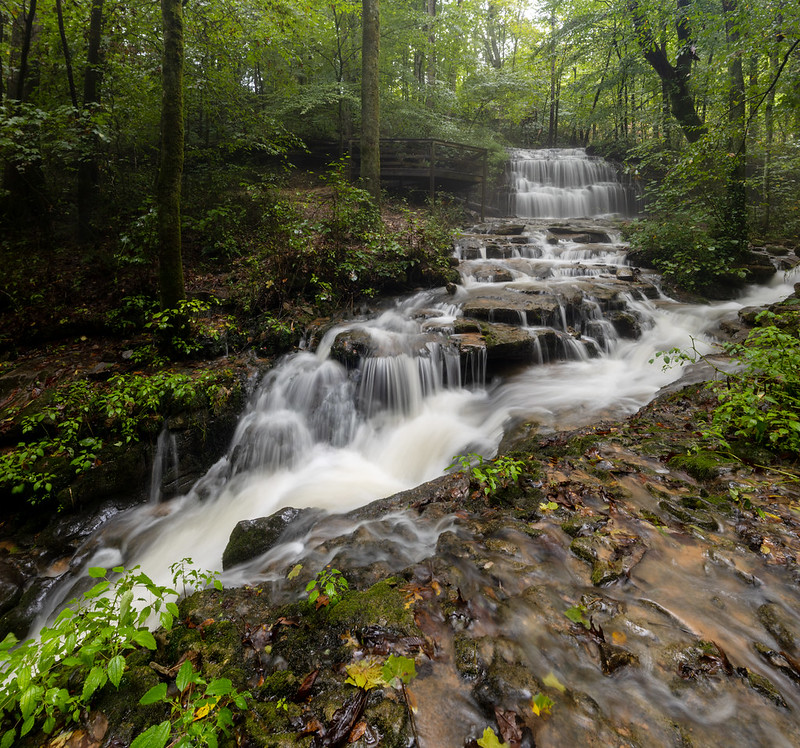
[193,699,217,721]
[543,671,566,693]
[612,631,627,645]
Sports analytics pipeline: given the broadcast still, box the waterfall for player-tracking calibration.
[28,150,799,643]
[506,148,635,218]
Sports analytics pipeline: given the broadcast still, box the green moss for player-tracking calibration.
[325,579,416,631]
[667,451,724,481]
[256,669,298,700]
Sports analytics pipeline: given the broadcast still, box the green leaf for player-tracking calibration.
[287,563,303,580]
[19,685,43,720]
[531,692,555,717]
[476,726,509,748]
[130,720,171,748]
[19,716,35,738]
[82,665,108,701]
[88,566,107,578]
[132,629,157,650]
[381,654,416,687]
[108,654,126,688]
[564,605,589,627]
[1,729,16,748]
[139,682,168,706]
[205,678,233,697]
[119,589,134,625]
[176,660,195,692]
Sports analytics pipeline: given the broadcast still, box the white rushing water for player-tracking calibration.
[34,151,799,628]
[507,147,635,218]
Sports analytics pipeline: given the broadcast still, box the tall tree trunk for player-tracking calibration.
[360,0,380,202]
[722,0,747,253]
[2,0,49,227]
[77,0,103,242]
[762,48,777,233]
[55,0,77,107]
[15,0,36,100]
[425,0,436,107]
[157,0,186,308]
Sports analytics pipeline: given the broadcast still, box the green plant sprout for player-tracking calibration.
[449,453,526,496]
[305,566,349,607]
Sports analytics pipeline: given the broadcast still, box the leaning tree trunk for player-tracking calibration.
[360,0,380,202]
[627,0,705,143]
[157,0,186,308]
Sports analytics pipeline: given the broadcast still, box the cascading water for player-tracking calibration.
[30,149,800,746]
[506,147,635,218]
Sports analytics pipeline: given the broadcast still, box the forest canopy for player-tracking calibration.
[1,0,799,270]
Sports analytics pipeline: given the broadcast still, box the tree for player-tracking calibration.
[360,0,381,201]
[626,0,705,143]
[157,0,186,308]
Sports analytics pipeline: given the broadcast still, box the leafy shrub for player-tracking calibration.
[305,567,349,608]
[625,218,745,294]
[0,562,243,748]
[655,311,800,457]
[708,315,800,455]
[0,566,174,747]
[0,371,235,506]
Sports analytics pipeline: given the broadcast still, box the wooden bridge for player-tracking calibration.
[348,138,489,219]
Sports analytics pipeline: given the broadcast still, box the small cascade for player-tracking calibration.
[506,148,635,218]
[149,427,179,503]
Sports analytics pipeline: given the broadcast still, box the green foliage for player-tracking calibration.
[0,566,177,746]
[133,660,250,748]
[381,654,416,688]
[343,654,417,692]
[449,453,526,496]
[625,218,746,294]
[305,567,349,607]
[230,169,457,320]
[146,297,237,360]
[170,558,224,597]
[654,312,800,457]
[0,371,232,506]
[707,315,800,455]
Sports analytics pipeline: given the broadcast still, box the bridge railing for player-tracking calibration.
[348,138,488,219]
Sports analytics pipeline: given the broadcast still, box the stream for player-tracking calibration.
[38,149,800,746]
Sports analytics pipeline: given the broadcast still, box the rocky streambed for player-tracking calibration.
[3,217,800,747]
[51,373,800,748]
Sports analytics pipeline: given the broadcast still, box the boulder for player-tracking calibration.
[468,265,513,283]
[329,328,376,369]
[222,507,321,570]
[485,243,515,260]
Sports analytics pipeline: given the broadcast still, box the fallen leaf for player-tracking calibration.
[347,721,368,743]
[531,692,554,718]
[344,659,386,690]
[295,668,319,701]
[543,671,566,693]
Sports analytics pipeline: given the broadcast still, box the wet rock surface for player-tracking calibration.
[78,373,796,748]
[6,217,800,747]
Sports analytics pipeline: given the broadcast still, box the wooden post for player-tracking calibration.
[481,149,487,221]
